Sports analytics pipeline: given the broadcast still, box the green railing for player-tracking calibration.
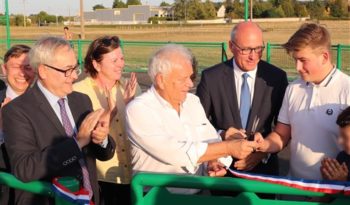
[131,172,350,205]
[0,171,79,205]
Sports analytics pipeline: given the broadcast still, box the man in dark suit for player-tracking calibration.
[0,44,34,205]
[2,37,115,205]
[196,22,288,177]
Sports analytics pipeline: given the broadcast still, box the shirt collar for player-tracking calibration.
[306,67,337,87]
[37,80,67,107]
[5,85,20,99]
[233,59,258,79]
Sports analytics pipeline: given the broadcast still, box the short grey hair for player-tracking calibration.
[148,44,193,83]
[29,36,72,71]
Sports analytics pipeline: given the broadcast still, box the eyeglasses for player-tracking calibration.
[44,63,81,77]
[231,41,265,55]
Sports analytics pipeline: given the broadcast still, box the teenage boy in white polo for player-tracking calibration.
[255,23,350,180]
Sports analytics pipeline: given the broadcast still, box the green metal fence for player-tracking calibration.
[0,39,349,78]
[131,172,350,205]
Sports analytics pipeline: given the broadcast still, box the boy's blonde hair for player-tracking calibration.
[283,23,331,55]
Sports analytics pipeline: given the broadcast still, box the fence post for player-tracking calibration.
[337,44,342,70]
[266,42,271,63]
[221,42,228,62]
[5,0,11,49]
[77,39,83,70]
[120,39,125,54]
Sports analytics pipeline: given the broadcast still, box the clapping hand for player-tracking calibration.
[321,157,348,181]
[124,72,138,104]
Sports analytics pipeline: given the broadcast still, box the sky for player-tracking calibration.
[0,0,183,16]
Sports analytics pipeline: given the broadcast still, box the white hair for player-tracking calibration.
[148,44,193,83]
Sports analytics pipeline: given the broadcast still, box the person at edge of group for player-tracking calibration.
[126,44,259,194]
[254,23,350,197]
[74,35,141,205]
[196,21,288,188]
[321,106,350,182]
[2,36,116,205]
[0,45,35,205]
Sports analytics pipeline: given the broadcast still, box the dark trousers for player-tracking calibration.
[99,181,131,205]
[0,143,14,205]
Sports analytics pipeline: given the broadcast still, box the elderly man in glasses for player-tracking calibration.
[196,22,288,188]
[2,36,116,205]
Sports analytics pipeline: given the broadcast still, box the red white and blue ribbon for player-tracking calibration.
[52,177,92,205]
[227,168,350,195]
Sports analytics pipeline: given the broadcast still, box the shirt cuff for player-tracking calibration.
[217,156,233,168]
[99,137,108,148]
[186,142,208,173]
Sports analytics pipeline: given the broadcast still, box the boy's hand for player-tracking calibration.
[321,158,348,181]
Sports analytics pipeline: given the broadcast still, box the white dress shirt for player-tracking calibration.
[233,60,257,107]
[126,86,232,194]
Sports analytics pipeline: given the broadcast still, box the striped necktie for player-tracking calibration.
[58,98,93,198]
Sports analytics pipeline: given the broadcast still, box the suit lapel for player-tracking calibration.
[33,83,67,136]
[246,66,267,132]
[223,59,242,128]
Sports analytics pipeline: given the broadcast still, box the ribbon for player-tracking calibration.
[227,168,350,195]
[52,177,93,205]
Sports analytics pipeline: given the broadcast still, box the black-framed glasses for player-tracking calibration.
[44,63,81,77]
[231,41,265,55]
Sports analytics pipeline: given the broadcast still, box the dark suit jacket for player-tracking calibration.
[0,87,12,205]
[196,58,288,175]
[2,83,116,205]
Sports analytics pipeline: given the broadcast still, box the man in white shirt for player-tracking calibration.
[256,23,350,180]
[126,44,258,194]
[0,45,35,205]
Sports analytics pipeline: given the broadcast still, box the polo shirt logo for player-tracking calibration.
[326,109,333,115]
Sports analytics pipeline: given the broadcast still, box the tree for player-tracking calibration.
[93,4,105,10]
[266,5,285,17]
[307,0,324,19]
[126,0,141,6]
[232,0,245,19]
[203,0,217,19]
[329,0,348,17]
[113,0,127,8]
[160,1,171,6]
[253,1,273,18]
[294,3,308,17]
[225,0,234,18]
[281,0,294,17]
[187,0,206,20]
[174,0,186,20]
